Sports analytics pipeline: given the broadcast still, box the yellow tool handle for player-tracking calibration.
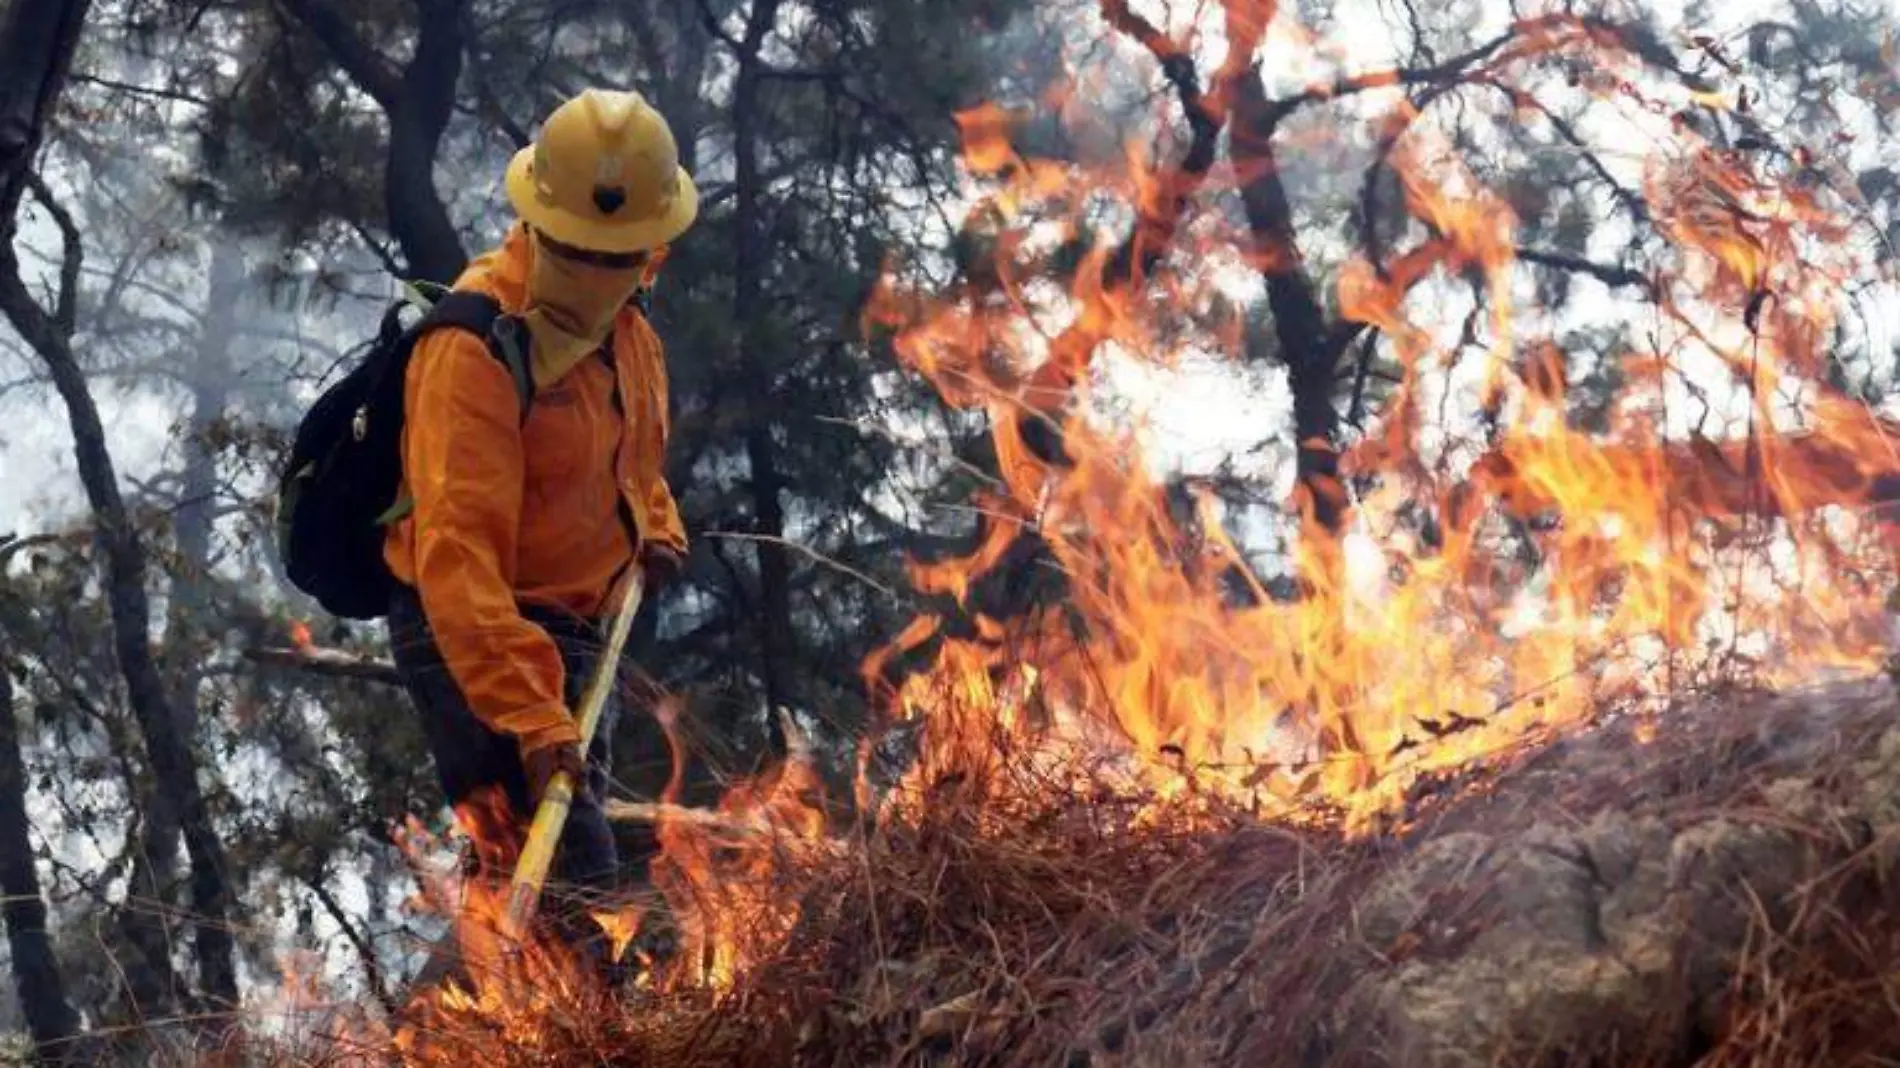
[502,571,645,941]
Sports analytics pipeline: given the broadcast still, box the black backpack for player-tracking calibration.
[274,280,533,621]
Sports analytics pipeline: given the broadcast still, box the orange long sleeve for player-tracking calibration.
[396,331,577,754]
[621,314,689,556]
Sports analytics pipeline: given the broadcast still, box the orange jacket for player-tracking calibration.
[383,225,687,753]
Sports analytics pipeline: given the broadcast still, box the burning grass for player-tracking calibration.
[233,4,1900,1064]
[259,675,1900,1067]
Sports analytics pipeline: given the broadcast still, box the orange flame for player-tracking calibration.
[854,11,1898,836]
[385,788,614,1062]
[354,6,1900,1047]
[649,705,831,991]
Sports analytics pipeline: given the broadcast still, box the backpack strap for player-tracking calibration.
[370,286,535,528]
[416,289,535,424]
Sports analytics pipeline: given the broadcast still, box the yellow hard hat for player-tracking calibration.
[505,88,698,254]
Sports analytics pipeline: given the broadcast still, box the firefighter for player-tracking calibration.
[380,87,694,974]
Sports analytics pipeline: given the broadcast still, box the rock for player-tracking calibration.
[1311,684,1900,1066]
[1341,819,1685,1067]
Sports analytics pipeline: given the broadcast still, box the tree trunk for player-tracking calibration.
[0,0,197,1023]
[164,240,242,1007]
[386,0,468,284]
[0,0,90,231]
[730,0,800,729]
[1230,69,1347,537]
[277,0,467,283]
[0,227,239,1027]
[0,270,243,1017]
[0,658,91,1065]
[166,242,241,734]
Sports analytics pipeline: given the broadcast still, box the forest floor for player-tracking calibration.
[274,673,1900,1067]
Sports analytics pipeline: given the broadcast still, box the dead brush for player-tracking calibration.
[257,678,1900,1068]
[1682,819,1900,1067]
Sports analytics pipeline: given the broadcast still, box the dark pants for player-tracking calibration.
[386,582,622,974]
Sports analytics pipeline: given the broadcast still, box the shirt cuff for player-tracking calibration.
[513,708,581,754]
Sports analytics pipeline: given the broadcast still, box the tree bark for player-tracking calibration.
[277,0,468,283]
[0,658,91,1065]
[385,0,468,283]
[164,241,242,1007]
[0,0,91,232]
[1230,69,1349,537]
[729,0,801,727]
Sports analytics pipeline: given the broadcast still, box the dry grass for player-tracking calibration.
[252,676,1900,1068]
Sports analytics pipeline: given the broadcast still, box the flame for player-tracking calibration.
[385,788,618,1063]
[648,705,831,991]
[348,4,1900,1050]
[852,9,1898,836]
[588,903,643,966]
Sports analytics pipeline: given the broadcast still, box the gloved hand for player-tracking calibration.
[640,542,686,593]
[521,738,588,810]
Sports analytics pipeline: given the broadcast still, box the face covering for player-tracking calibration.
[522,230,648,386]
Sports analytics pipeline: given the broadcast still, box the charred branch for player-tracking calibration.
[1355,78,1464,282]
[244,646,402,685]
[1232,67,1346,534]
[1516,247,1655,296]
[23,173,80,337]
[1099,0,1230,287]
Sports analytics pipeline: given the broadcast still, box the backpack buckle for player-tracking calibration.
[351,405,369,442]
[491,314,522,347]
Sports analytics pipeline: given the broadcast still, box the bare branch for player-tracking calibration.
[465,57,529,150]
[273,0,401,107]
[23,172,79,336]
[702,531,900,600]
[243,646,401,686]
[1516,246,1655,296]
[303,872,397,1017]
[692,0,747,53]
[1355,76,1466,280]
[1516,95,1651,225]
[344,217,407,280]
[1262,20,1529,126]
[68,72,212,109]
